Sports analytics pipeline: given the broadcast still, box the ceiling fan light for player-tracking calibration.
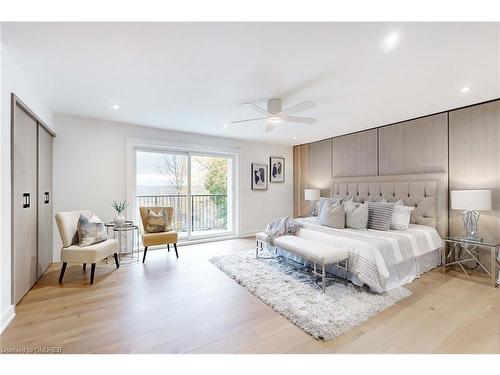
[268,116,282,123]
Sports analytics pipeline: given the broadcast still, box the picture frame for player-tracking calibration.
[251,163,268,190]
[269,156,285,183]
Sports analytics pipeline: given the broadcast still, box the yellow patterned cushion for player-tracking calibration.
[145,208,171,233]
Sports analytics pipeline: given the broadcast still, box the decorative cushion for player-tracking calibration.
[318,197,341,217]
[318,200,345,229]
[145,208,171,233]
[367,202,395,231]
[77,214,107,247]
[343,199,369,230]
[391,202,414,231]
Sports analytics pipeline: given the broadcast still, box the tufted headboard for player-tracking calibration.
[331,173,448,237]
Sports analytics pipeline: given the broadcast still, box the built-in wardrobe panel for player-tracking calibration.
[38,126,53,277]
[449,101,500,242]
[12,105,38,304]
[379,113,448,175]
[333,129,378,177]
[293,144,310,217]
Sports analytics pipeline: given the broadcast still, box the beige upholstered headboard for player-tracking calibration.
[331,173,448,237]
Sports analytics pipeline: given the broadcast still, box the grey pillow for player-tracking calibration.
[318,197,341,217]
[318,200,345,229]
[344,199,369,230]
[367,202,395,231]
[77,214,107,247]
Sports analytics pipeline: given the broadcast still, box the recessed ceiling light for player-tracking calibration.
[224,124,228,128]
[112,104,120,110]
[293,136,297,140]
[382,31,400,52]
[461,86,471,93]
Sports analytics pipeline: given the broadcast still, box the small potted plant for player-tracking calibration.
[112,200,128,226]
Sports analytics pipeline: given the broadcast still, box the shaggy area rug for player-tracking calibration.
[210,250,411,341]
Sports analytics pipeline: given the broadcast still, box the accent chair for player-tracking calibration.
[55,210,120,284]
[139,206,179,263]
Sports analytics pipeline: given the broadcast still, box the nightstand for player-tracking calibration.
[443,236,500,287]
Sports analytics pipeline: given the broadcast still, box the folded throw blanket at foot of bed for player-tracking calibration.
[264,216,302,244]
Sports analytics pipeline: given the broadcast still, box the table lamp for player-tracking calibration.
[451,190,491,239]
[304,188,320,217]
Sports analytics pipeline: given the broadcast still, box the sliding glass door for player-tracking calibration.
[135,149,234,240]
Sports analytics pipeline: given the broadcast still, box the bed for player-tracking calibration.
[280,173,448,293]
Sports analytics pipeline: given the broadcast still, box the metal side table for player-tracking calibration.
[105,221,140,264]
[443,236,500,287]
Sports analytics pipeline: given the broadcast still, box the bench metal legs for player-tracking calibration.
[255,239,278,259]
[312,260,349,293]
[256,238,350,293]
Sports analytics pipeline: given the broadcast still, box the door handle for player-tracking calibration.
[23,193,30,208]
[44,192,50,204]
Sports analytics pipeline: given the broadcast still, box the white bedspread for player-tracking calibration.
[292,217,444,293]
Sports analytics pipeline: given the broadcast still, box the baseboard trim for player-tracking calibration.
[238,231,259,238]
[0,304,15,334]
[144,232,258,251]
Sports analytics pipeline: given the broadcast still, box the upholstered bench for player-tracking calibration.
[255,232,349,292]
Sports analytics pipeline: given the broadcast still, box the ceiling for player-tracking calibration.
[2,22,500,145]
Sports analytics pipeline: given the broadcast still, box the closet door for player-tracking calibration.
[38,126,53,277]
[12,105,38,304]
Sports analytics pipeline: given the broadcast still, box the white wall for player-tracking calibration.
[52,114,293,261]
[0,26,55,332]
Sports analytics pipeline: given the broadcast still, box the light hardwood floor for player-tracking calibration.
[1,237,499,354]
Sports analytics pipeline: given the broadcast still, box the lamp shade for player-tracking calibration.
[304,188,320,201]
[451,190,491,211]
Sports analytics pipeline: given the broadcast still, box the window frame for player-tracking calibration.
[126,138,239,243]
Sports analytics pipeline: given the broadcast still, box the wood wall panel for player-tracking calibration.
[333,129,378,177]
[379,113,448,175]
[293,98,500,265]
[293,139,333,217]
[293,144,309,217]
[308,139,333,197]
[449,101,500,243]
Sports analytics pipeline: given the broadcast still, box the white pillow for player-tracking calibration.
[318,197,341,217]
[390,202,414,231]
[77,214,107,247]
[343,198,369,230]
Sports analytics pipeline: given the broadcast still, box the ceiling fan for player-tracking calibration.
[230,98,317,132]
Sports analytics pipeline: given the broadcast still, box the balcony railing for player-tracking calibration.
[136,194,228,232]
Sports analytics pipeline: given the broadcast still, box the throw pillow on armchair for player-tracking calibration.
[145,208,171,233]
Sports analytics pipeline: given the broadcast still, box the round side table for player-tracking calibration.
[105,221,140,264]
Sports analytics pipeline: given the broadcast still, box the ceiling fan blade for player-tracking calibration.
[282,100,316,115]
[265,123,275,132]
[282,116,317,124]
[243,103,270,115]
[229,117,268,124]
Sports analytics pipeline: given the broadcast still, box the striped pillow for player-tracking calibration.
[367,202,395,231]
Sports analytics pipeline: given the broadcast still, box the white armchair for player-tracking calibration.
[55,210,119,284]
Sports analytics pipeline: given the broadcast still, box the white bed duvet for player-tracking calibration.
[283,218,444,293]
